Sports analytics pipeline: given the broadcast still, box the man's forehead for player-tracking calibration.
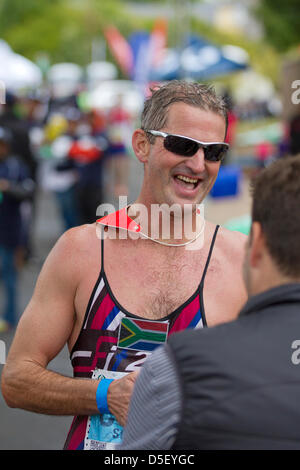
[164,102,226,138]
[165,102,224,124]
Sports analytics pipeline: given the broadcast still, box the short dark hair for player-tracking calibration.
[141,80,228,142]
[251,155,300,277]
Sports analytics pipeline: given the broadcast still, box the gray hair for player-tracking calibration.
[141,80,228,142]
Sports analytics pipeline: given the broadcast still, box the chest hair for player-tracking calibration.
[137,252,203,319]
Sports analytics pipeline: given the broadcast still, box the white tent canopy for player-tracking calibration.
[47,62,83,83]
[88,80,144,115]
[46,62,84,98]
[86,61,118,89]
[231,70,275,104]
[0,39,42,91]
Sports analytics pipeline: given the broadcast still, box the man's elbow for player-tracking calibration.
[1,363,22,409]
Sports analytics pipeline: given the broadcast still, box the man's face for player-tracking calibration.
[143,102,226,210]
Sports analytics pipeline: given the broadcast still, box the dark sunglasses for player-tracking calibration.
[145,129,229,162]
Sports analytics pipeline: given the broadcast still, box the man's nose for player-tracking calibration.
[184,147,206,173]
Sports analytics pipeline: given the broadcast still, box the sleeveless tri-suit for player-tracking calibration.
[64,211,219,450]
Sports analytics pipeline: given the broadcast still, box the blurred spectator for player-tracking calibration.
[106,94,131,197]
[38,93,134,228]
[68,113,108,224]
[0,126,35,332]
[0,91,37,181]
[0,91,39,261]
[87,109,107,136]
[276,123,290,159]
[22,90,48,130]
[289,114,300,155]
[255,140,274,169]
[40,105,110,228]
[44,92,79,124]
[40,110,80,231]
[223,90,238,166]
[235,99,275,122]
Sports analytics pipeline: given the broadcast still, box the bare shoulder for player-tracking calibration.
[216,224,248,263]
[203,222,248,324]
[37,223,100,290]
[50,223,99,263]
[54,223,98,253]
[216,224,248,304]
[204,221,247,275]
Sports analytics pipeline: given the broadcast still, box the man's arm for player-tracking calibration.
[119,346,182,450]
[1,226,136,418]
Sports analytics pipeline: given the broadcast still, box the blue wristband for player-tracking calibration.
[96,378,114,415]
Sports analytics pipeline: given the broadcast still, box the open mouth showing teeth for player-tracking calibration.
[175,175,199,189]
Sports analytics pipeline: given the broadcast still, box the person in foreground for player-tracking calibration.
[120,155,300,450]
[1,81,247,450]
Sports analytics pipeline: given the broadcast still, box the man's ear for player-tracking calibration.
[132,129,150,163]
[249,221,265,268]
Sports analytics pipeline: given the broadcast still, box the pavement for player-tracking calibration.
[0,155,252,450]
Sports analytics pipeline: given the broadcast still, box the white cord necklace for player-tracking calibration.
[138,221,206,247]
[100,204,205,247]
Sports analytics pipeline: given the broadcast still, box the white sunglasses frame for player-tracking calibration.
[145,129,229,161]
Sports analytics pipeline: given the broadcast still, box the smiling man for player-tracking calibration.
[136,102,226,209]
[1,81,247,450]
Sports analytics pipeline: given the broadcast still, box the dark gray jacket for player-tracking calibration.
[168,284,300,450]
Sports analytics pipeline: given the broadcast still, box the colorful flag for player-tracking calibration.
[150,18,168,67]
[118,317,169,352]
[129,19,168,95]
[104,26,134,77]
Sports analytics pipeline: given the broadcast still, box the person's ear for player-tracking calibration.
[132,129,150,163]
[249,221,265,268]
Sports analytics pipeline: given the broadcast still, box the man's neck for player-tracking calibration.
[250,272,300,298]
[128,200,205,246]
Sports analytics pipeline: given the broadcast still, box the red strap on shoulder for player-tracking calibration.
[97,207,141,233]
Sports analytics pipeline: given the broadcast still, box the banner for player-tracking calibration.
[150,18,167,67]
[104,26,134,78]
[129,18,168,94]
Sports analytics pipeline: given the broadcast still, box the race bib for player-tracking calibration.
[84,369,126,450]
[84,318,169,450]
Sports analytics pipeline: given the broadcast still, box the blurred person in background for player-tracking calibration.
[289,113,300,156]
[105,94,131,198]
[0,92,38,261]
[45,108,81,231]
[40,105,109,229]
[255,140,274,170]
[22,90,48,131]
[223,89,238,166]
[120,155,300,450]
[44,91,78,125]
[0,126,34,332]
[39,111,78,232]
[68,108,108,225]
[0,91,37,181]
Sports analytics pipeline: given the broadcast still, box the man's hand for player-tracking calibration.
[107,371,140,427]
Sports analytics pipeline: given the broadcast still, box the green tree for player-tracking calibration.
[0,0,149,66]
[254,0,300,52]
